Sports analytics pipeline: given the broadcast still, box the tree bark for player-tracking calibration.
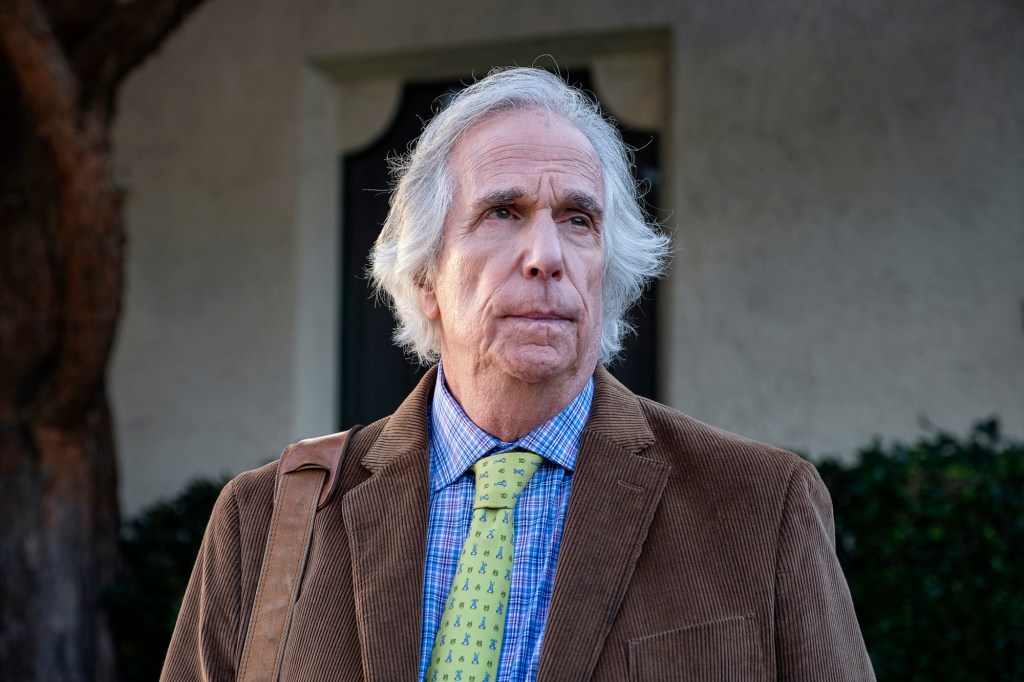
[0,0,205,678]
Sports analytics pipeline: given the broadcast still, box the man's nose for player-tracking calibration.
[521,214,563,281]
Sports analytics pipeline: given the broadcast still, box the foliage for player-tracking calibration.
[816,419,1024,681]
[108,477,227,682]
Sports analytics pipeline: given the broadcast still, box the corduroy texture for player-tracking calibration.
[161,366,875,681]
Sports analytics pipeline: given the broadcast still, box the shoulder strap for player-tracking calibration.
[238,427,360,682]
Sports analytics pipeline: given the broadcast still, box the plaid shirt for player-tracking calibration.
[418,364,594,682]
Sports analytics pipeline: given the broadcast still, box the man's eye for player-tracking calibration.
[569,215,590,227]
[492,207,513,219]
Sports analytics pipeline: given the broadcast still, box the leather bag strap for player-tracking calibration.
[238,428,359,682]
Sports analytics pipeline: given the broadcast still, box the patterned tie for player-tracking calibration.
[426,451,544,682]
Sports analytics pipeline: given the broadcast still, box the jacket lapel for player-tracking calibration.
[538,368,670,681]
[342,368,436,681]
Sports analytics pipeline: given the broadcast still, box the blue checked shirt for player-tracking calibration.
[418,364,594,682]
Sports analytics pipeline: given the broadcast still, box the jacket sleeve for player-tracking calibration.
[161,479,244,682]
[774,460,876,681]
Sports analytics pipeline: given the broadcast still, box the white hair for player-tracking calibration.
[369,66,670,365]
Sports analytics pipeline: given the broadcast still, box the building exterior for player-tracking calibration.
[110,0,1024,515]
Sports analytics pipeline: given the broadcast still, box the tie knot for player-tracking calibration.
[472,451,544,509]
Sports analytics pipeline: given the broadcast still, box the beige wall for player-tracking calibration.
[111,0,1024,515]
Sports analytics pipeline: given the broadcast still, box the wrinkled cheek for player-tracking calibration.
[582,294,604,357]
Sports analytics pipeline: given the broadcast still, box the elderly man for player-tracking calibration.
[163,67,875,681]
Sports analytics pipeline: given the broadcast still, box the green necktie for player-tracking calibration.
[426,451,544,682]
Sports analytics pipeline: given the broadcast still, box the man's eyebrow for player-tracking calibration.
[471,188,526,212]
[468,188,604,217]
[563,190,604,216]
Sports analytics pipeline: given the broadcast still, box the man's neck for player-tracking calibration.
[440,362,594,442]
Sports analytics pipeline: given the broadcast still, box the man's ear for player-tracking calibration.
[417,279,440,320]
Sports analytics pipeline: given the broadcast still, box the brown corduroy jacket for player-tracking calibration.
[162,366,875,681]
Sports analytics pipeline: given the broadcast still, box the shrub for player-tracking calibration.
[108,478,227,682]
[816,419,1024,681]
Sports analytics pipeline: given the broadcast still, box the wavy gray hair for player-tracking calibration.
[369,66,670,365]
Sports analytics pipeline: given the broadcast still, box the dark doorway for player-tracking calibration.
[340,71,662,428]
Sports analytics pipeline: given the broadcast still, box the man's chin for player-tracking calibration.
[495,346,583,386]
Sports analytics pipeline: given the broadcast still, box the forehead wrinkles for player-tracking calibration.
[455,138,603,187]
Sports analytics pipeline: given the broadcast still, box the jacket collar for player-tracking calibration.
[359,365,436,472]
[360,363,656,471]
[585,364,657,455]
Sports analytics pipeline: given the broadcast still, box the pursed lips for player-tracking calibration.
[506,310,572,321]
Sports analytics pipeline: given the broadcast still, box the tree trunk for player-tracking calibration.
[0,52,121,680]
[0,0,206,678]
[0,399,121,681]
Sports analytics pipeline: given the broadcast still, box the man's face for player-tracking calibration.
[418,108,605,388]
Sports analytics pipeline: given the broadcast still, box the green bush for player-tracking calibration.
[816,419,1024,681]
[108,477,227,682]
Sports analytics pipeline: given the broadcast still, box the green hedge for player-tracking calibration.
[108,478,227,682]
[815,419,1024,681]
[109,421,1024,681]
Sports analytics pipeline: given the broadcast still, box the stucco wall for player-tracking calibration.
[111,0,1024,514]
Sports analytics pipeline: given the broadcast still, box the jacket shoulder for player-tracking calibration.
[223,460,277,503]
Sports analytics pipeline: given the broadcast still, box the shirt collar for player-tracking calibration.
[428,362,593,493]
